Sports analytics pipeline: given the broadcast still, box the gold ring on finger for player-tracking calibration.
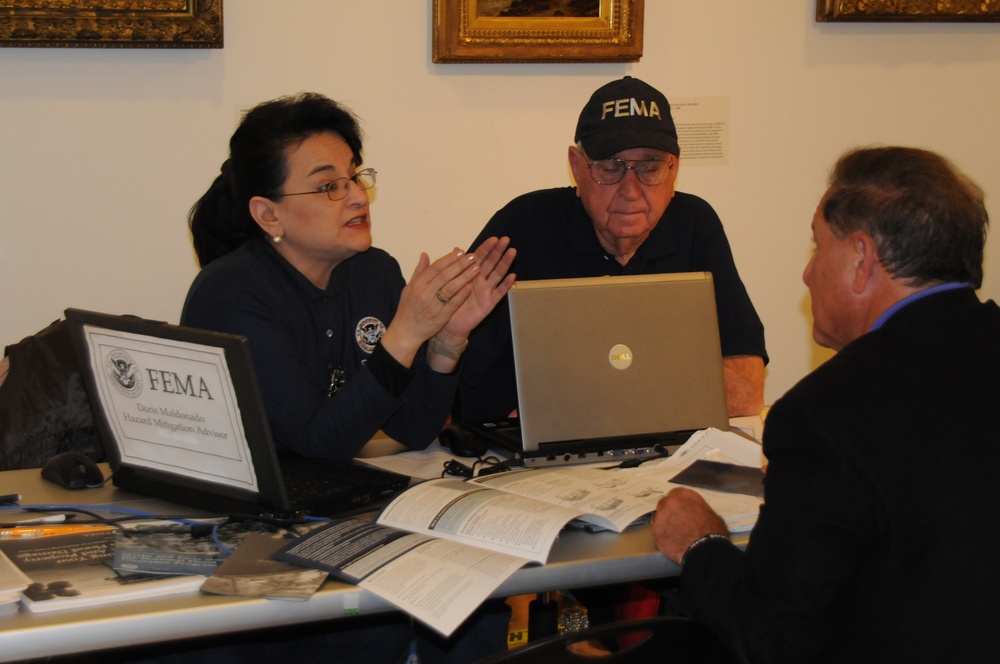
[435,290,450,304]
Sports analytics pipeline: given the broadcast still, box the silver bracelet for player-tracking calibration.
[681,533,730,566]
[428,336,468,361]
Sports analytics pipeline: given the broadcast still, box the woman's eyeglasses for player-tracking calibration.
[282,168,377,202]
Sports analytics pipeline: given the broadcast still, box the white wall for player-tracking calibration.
[2,1,998,406]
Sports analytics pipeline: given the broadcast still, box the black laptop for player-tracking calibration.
[64,308,409,519]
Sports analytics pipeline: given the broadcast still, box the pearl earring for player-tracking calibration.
[272,235,283,245]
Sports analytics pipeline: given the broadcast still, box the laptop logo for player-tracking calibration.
[608,343,633,370]
[106,350,142,397]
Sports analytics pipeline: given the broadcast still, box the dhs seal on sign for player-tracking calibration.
[106,349,142,398]
[355,316,386,354]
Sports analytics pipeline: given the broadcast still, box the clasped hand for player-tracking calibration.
[382,237,515,367]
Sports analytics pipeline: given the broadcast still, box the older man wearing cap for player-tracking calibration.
[458,76,767,422]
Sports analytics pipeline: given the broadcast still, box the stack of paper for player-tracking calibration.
[623,427,765,532]
[0,550,31,616]
[19,562,204,614]
[0,521,204,614]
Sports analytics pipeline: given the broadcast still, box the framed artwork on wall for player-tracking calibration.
[433,0,643,63]
[0,0,223,48]
[817,0,1000,22]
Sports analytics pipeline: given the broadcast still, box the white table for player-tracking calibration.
[0,465,683,662]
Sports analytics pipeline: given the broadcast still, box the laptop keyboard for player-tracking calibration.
[283,471,348,504]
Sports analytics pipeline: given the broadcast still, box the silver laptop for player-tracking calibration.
[64,308,409,519]
[472,272,729,467]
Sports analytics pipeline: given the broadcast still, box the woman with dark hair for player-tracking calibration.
[182,92,515,461]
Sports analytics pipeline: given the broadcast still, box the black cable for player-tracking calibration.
[474,456,514,476]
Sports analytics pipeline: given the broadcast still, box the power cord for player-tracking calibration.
[474,457,514,476]
[442,459,474,478]
[442,455,516,478]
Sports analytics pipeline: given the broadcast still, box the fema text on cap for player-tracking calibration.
[601,98,661,121]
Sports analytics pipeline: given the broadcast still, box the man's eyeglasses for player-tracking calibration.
[585,159,672,186]
[282,168,377,202]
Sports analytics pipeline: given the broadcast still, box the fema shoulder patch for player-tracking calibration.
[355,316,386,354]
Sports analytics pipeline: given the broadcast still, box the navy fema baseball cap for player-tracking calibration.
[574,76,680,159]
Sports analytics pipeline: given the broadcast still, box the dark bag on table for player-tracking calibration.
[0,319,104,470]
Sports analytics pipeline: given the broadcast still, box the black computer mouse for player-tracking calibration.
[40,452,105,490]
[438,424,489,458]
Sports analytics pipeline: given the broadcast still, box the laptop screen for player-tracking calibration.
[65,308,292,512]
[70,315,262,490]
[65,309,411,518]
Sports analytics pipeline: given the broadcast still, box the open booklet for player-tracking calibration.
[274,475,623,637]
[277,427,764,636]
[622,426,765,533]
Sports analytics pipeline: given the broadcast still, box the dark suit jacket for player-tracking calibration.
[682,288,1000,663]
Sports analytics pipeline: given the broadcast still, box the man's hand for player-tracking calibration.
[651,487,729,564]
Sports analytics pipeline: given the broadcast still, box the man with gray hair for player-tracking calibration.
[654,146,999,663]
[459,77,767,422]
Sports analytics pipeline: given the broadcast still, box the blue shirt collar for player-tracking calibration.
[870,282,972,331]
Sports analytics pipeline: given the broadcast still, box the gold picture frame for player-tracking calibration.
[0,0,223,48]
[817,0,1000,22]
[433,0,643,63]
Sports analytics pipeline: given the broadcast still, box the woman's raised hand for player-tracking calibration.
[441,236,516,342]
[380,247,480,368]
